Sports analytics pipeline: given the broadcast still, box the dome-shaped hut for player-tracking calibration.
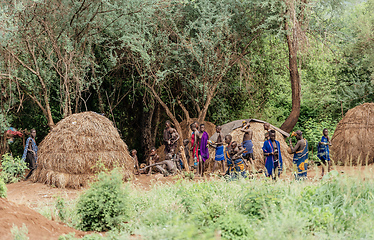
[331,103,374,165]
[31,112,133,188]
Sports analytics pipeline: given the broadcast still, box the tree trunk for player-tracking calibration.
[141,100,155,157]
[280,21,301,133]
[144,81,184,146]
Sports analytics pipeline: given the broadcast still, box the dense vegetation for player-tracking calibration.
[42,169,374,239]
[1,0,373,160]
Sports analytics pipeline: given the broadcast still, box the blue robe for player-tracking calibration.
[242,140,253,157]
[22,137,38,162]
[317,136,330,162]
[293,140,309,180]
[262,140,283,177]
[215,145,225,161]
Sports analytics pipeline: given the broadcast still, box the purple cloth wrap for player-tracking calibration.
[200,131,209,162]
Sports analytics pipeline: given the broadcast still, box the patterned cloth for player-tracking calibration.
[215,145,225,161]
[293,140,309,180]
[22,137,38,162]
[225,146,246,179]
[262,139,283,178]
[317,136,330,162]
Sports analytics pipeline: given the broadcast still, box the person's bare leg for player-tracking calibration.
[327,161,331,173]
[213,161,217,174]
[201,160,205,177]
[321,162,325,177]
[221,161,226,174]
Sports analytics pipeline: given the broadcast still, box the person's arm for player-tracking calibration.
[171,132,180,144]
[289,139,302,153]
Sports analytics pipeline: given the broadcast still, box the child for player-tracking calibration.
[190,123,199,168]
[130,149,140,175]
[147,147,160,176]
[168,128,180,153]
[211,126,225,174]
[317,128,331,177]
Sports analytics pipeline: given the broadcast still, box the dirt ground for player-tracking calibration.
[3,165,374,240]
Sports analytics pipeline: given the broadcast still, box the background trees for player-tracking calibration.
[1,0,373,160]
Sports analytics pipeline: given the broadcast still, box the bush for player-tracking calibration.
[76,169,129,231]
[11,224,29,240]
[1,153,28,183]
[216,212,254,240]
[0,177,7,198]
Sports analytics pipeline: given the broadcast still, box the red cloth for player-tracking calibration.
[191,132,199,161]
[6,130,23,138]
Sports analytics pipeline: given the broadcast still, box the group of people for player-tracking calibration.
[131,120,332,180]
[21,120,331,181]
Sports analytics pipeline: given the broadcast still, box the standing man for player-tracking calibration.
[163,120,172,155]
[264,122,271,141]
[22,129,38,180]
[262,130,283,180]
[289,130,309,180]
[241,121,254,168]
[198,124,209,176]
[317,128,331,177]
[212,126,225,174]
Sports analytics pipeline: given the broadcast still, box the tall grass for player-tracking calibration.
[58,169,374,240]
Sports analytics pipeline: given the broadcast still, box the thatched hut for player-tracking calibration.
[208,119,293,171]
[31,112,133,188]
[331,103,374,165]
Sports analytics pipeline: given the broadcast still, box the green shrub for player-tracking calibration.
[76,169,129,231]
[215,212,254,240]
[0,177,6,198]
[56,197,66,221]
[1,153,28,183]
[11,224,29,240]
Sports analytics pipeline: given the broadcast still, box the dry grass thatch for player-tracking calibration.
[31,111,133,188]
[331,103,374,166]
[205,120,293,172]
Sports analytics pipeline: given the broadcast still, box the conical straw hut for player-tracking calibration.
[31,112,133,188]
[331,103,374,166]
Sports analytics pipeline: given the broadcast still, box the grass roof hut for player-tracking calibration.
[331,103,374,165]
[31,112,133,188]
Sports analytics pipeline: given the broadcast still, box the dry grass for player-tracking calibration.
[331,103,374,166]
[31,112,133,188]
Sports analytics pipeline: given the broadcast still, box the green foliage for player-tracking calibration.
[56,197,66,222]
[239,184,281,218]
[0,153,28,184]
[76,169,129,231]
[11,224,29,240]
[215,212,254,240]
[0,177,7,198]
[51,171,374,239]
